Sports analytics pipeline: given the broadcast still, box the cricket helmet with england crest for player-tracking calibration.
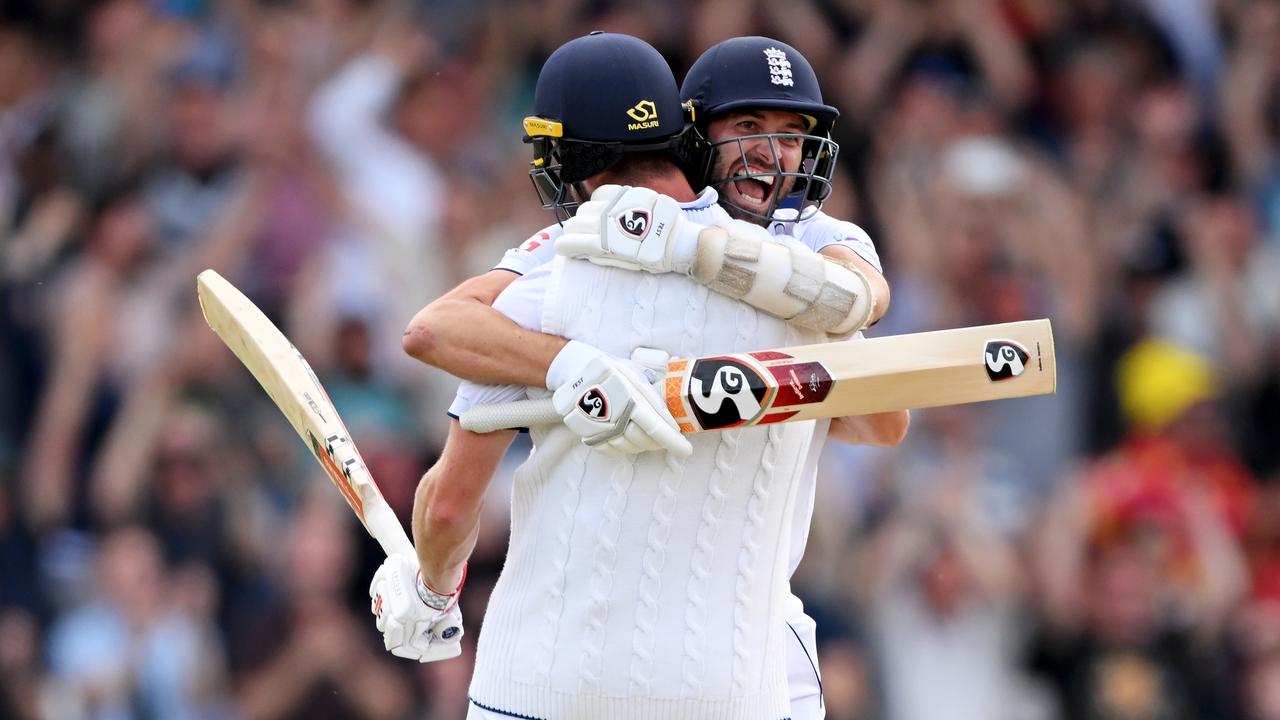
[680,36,840,222]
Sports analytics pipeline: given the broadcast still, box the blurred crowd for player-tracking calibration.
[1,0,1279,718]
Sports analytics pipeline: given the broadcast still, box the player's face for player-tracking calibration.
[705,109,808,222]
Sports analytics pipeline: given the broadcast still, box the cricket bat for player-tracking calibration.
[460,319,1056,433]
[196,269,414,558]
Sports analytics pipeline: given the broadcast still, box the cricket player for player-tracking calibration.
[551,40,908,715]
[373,30,906,712]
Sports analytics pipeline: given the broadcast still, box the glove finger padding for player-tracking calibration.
[560,184,625,232]
[551,353,690,457]
[604,425,650,453]
[368,553,465,663]
[554,361,637,446]
[626,400,690,457]
[597,185,659,258]
[612,362,690,457]
[555,185,696,275]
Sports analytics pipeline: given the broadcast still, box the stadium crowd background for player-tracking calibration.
[2,0,1280,718]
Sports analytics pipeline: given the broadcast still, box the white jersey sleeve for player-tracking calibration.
[493,224,564,275]
[770,210,883,274]
[446,262,553,418]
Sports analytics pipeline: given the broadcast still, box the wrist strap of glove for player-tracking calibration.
[417,563,467,612]
[546,340,600,390]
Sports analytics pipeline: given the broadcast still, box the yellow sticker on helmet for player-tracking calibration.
[523,117,563,138]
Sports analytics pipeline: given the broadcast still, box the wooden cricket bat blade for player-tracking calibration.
[196,269,414,558]
[460,319,1056,434]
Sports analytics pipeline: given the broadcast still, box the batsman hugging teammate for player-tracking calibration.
[369,32,908,719]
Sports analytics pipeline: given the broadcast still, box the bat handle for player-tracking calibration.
[365,505,417,558]
[460,398,559,433]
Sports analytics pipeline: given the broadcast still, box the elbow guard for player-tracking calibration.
[691,227,875,335]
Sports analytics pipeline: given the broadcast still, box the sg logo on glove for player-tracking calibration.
[576,387,610,420]
[618,209,650,239]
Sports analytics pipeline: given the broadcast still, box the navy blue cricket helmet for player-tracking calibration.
[525,32,697,219]
[681,36,840,222]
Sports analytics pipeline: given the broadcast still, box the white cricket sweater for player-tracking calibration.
[468,190,887,591]
[470,227,825,719]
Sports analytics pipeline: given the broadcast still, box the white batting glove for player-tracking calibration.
[557,185,702,275]
[547,341,692,458]
[369,553,464,663]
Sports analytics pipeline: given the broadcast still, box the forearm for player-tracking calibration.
[829,410,909,447]
[945,511,1022,603]
[1184,492,1248,631]
[411,422,515,591]
[403,271,565,387]
[1033,485,1088,630]
[562,187,891,335]
[955,0,1033,112]
[24,324,103,526]
[90,372,176,524]
[840,3,924,115]
[863,516,928,599]
[413,464,483,593]
[405,298,565,386]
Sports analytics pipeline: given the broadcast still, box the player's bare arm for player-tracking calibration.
[365,422,516,665]
[816,242,890,328]
[407,266,691,457]
[413,421,516,592]
[829,410,910,446]
[807,246,906,445]
[809,243,907,444]
[402,270,563,387]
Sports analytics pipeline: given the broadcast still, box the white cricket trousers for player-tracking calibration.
[785,612,824,719]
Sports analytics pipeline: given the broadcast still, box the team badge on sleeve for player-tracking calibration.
[520,231,551,253]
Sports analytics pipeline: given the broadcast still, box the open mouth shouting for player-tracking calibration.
[726,166,778,214]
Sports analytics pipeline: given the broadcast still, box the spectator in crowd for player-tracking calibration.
[44,525,230,719]
[859,418,1034,720]
[229,491,413,720]
[1029,339,1249,720]
[306,21,458,430]
[0,608,40,720]
[19,185,154,532]
[144,31,241,255]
